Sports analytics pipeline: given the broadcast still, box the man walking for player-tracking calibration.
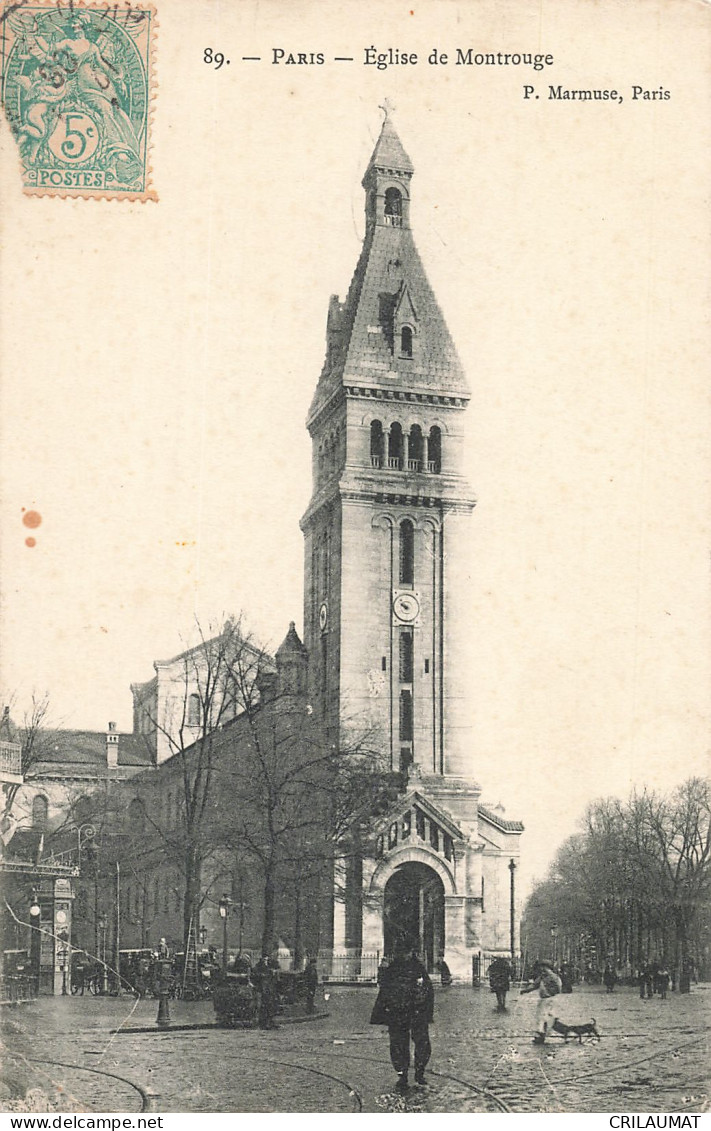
[521,959,561,1044]
[370,939,435,1093]
[488,956,512,1011]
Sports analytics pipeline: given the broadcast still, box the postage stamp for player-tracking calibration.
[1,1,157,200]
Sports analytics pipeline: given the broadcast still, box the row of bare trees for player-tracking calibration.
[524,778,711,980]
[44,616,395,958]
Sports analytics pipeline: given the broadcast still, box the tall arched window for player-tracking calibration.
[187,693,200,726]
[399,631,414,682]
[400,519,415,586]
[384,187,403,227]
[370,420,384,467]
[32,794,48,829]
[399,690,413,741]
[388,422,403,469]
[428,425,442,473]
[407,424,423,470]
[400,326,413,358]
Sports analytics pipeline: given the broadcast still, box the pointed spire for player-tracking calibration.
[364,109,414,180]
[276,621,307,659]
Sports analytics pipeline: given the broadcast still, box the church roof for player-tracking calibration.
[29,730,152,774]
[309,115,469,422]
[276,622,307,659]
[478,804,524,833]
[363,114,414,177]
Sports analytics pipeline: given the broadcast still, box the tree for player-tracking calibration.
[1,691,53,819]
[135,616,268,949]
[524,778,711,979]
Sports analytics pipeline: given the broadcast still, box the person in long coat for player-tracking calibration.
[252,955,278,1029]
[488,957,512,1011]
[370,941,435,1093]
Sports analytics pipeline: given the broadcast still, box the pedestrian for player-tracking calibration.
[252,954,278,1029]
[437,956,452,987]
[488,956,512,1011]
[370,938,435,1093]
[560,962,574,994]
[304,956,319,1014]
[656,963,670,1000]
[521,958,562,1044]
[603,963,617,993]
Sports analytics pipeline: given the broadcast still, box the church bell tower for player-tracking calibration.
[300,110,522,978]
[301,110,476,780]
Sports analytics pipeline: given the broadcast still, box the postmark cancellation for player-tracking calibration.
[1,1,157,200]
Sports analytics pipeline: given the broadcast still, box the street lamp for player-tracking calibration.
[218,894,231,973]
[97,913,108,993]
[199,925,208,947]
[551,926,559,966]
[508,859,516,971]
[29,895,41,994]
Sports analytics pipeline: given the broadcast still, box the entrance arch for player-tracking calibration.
[383,862,444,972]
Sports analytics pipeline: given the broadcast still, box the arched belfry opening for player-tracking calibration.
[383,862,445,972]
[384,187,403,227]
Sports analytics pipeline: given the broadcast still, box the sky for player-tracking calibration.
[1,0,709,896]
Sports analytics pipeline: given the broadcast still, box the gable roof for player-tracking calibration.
[29,730,152,774]
[478,804,524,834]
[374,789,464,841]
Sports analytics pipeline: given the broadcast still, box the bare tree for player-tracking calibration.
[136,616,267,948]
[1,691,53,819]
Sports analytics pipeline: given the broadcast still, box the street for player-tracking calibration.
[1,984,709,1113]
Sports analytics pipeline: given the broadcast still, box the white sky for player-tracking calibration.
[1,0,709,896]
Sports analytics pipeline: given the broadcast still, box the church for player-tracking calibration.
[300,111,523,982]
[3,112,522,989]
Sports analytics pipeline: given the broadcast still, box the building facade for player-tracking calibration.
[301,113,523,981]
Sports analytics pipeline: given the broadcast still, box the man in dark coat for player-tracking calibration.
[488,956,512,1011]
[304,956,319,1013]
[370,941,434,1092]
[252,955,278,1029]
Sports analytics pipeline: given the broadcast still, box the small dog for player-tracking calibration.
[551,1017,600,1043]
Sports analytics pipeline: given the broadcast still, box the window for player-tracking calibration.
[407,424,423,469]
[402,811,412,838]
[370,420,384,467]
[388,822,398,849]
[444,834,454,861]
[384,187,403,226]
[187,693,200,727]
[399,689,413,742]
[399,747,413,774]
[399,631,413,682]
[429,822,440,851]
[388,422,403,470]
[428,426,442,473]
[32,794,48,829]
[415,809,426,839]
[381,656,387,672]
[399,519,414,586]
[424,658,430,674]
[400,326,413,358]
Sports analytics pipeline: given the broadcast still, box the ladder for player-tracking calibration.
[181,917,201,999]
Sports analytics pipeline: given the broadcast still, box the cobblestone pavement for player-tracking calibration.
[1,984,709,1113]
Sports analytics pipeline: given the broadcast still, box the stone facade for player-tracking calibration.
[301,114,523,980]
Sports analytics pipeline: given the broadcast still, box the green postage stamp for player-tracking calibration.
[1,2,157,200]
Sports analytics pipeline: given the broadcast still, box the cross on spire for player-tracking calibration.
[379,97,396,119]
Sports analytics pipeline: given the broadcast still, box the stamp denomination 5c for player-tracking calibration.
[1,2,157,200]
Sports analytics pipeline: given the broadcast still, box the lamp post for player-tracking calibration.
[508,859,516,971]
[97,913,108,993]
[218,894,231,973]
[551,926,559,966]
[29,895,41,994]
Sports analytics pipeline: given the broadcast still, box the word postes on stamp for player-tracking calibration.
[1,2,157,200]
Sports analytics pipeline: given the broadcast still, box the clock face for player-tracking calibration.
[319,602,328,631]
[55,910,67,925]
[393,592,420,624]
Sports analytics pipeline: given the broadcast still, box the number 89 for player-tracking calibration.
[204,48,227,69]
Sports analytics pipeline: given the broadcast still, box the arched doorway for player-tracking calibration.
[383,862,444,972]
